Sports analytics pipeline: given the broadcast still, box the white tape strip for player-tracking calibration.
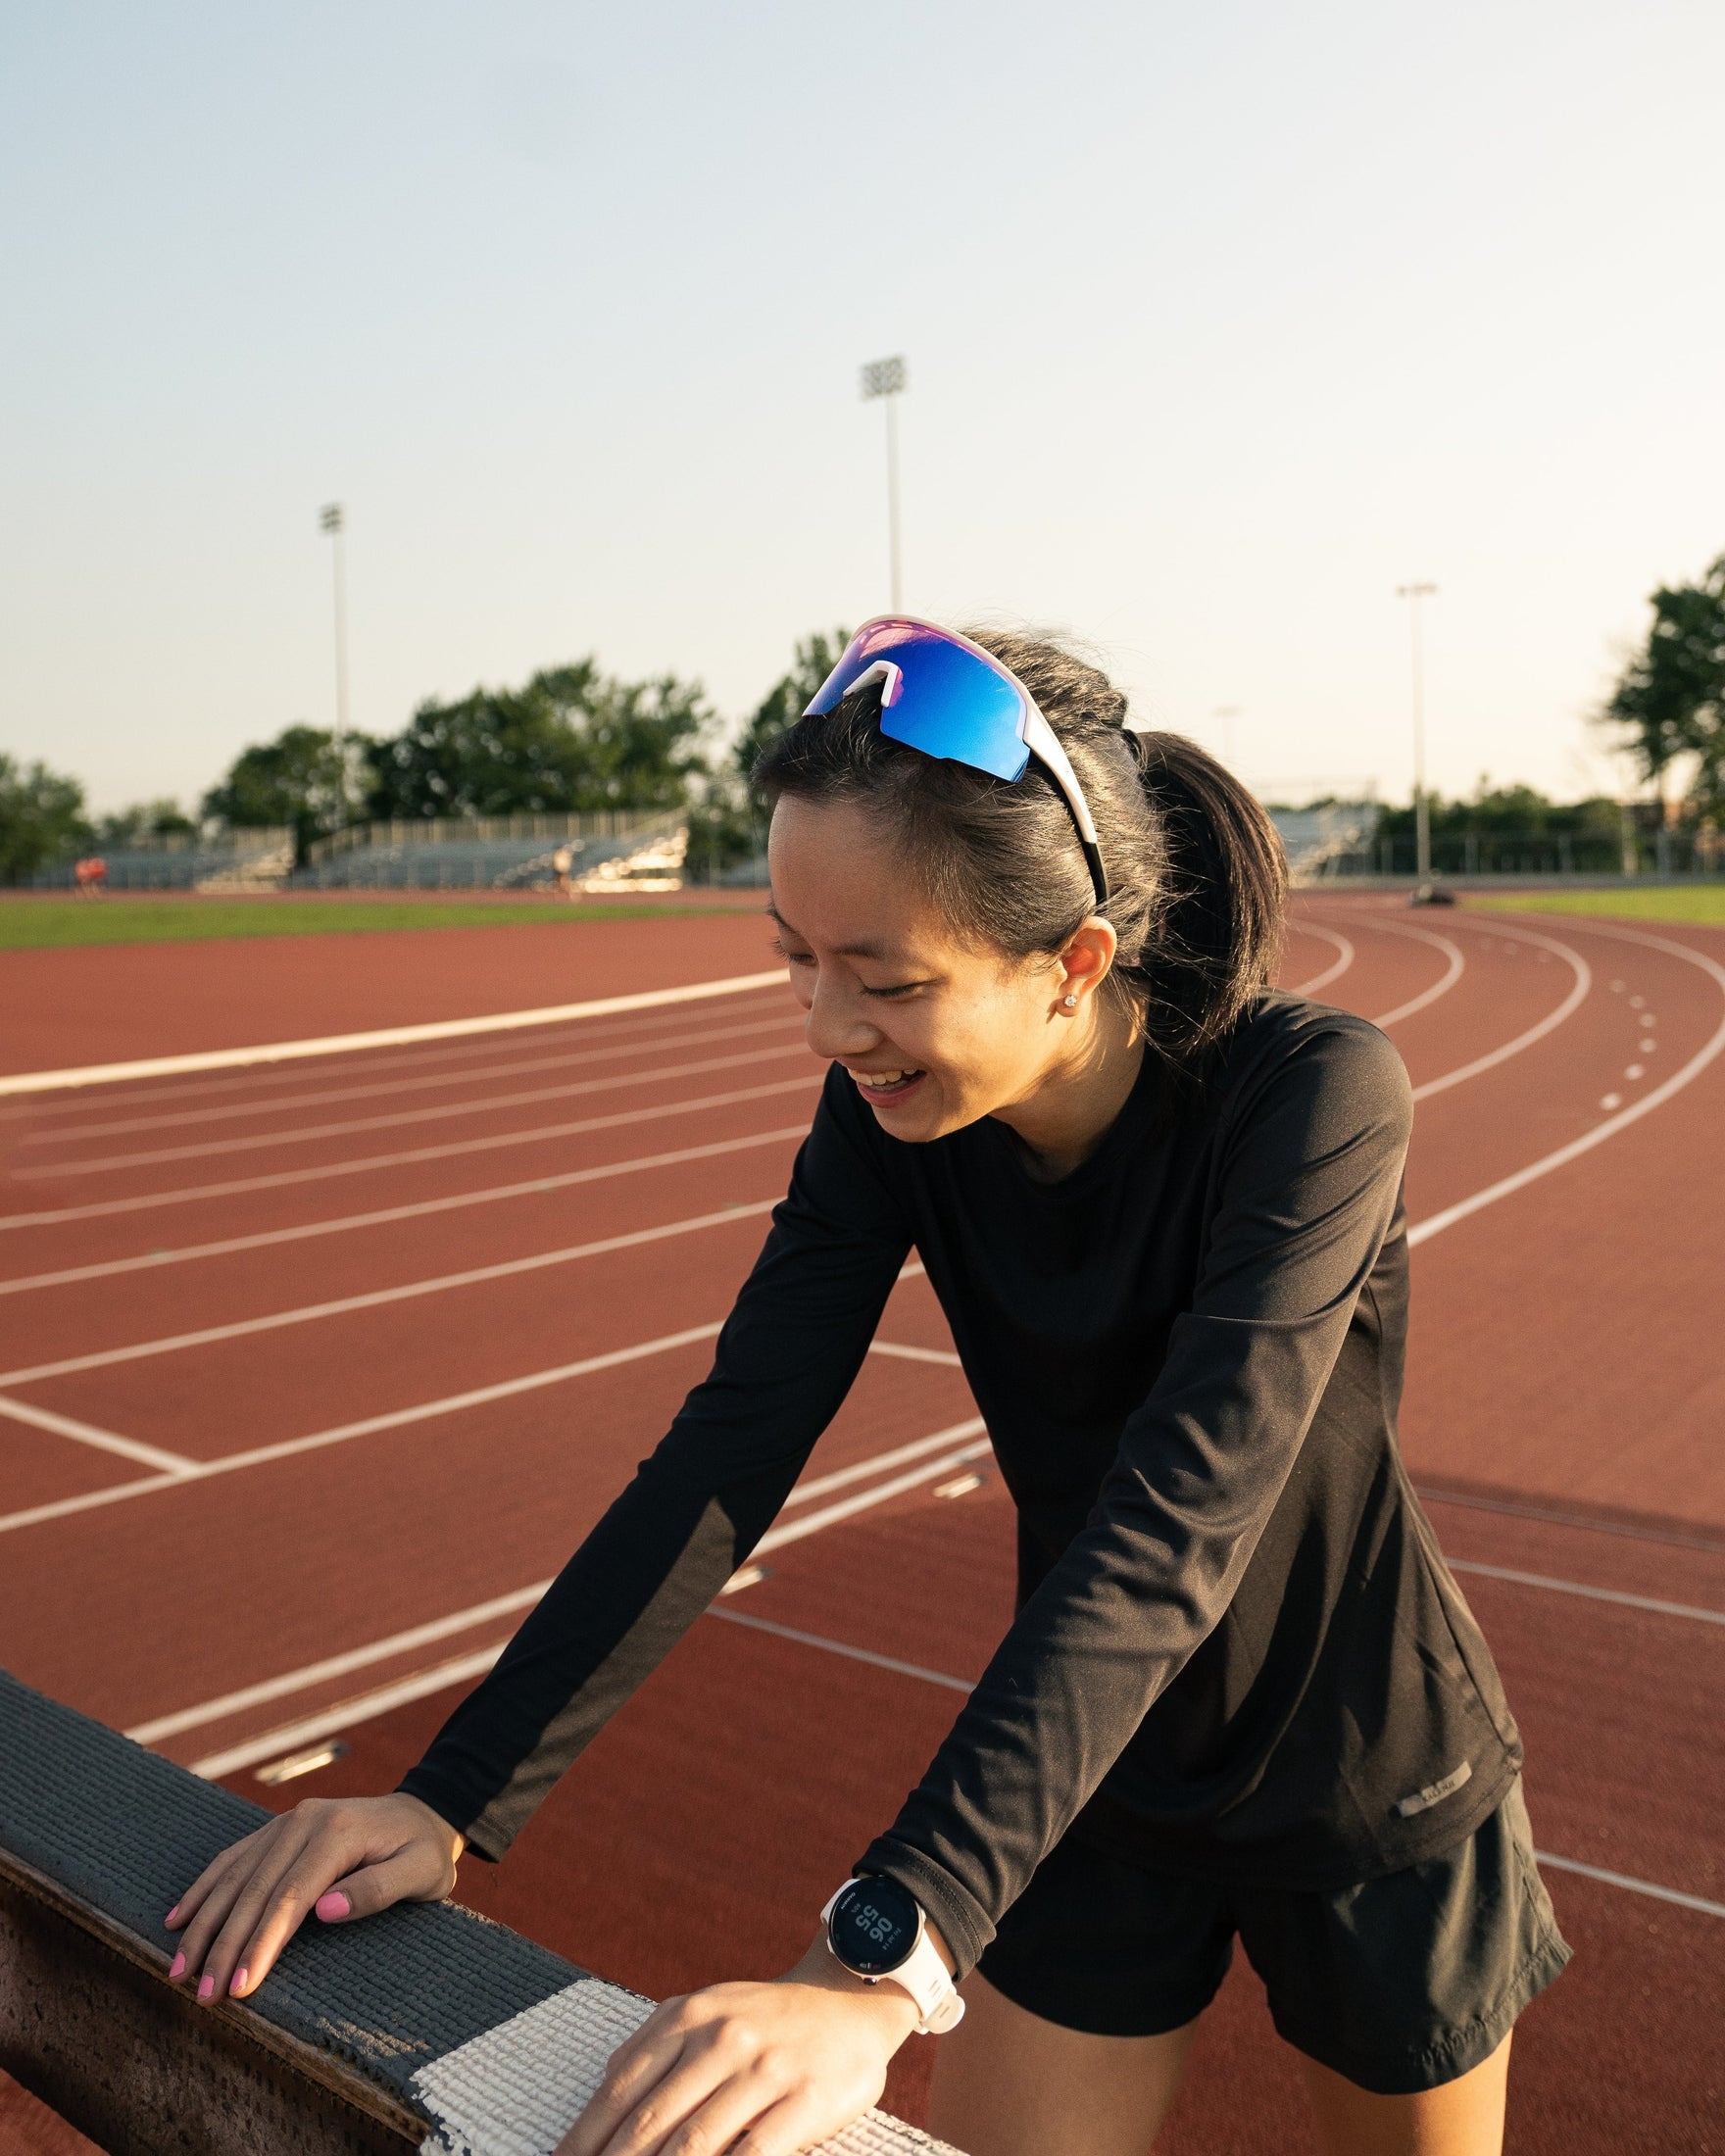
[409,1980,964,2156]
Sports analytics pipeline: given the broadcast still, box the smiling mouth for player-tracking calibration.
[850,1066,927,1102]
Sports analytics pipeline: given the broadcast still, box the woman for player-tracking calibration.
[166,623,1568,2156]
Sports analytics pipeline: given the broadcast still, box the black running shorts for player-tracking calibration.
[974,1782,1570,2096]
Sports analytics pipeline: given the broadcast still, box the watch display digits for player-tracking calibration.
[821,1876,964,2034]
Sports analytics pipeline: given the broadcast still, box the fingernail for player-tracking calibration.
[229,1967,248,1997]
[169,1952,185,1980]
[165,1904,180,1927]
[197,1975,215,2001]
[315,1890,350,1922]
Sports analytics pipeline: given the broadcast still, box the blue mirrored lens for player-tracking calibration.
[808,621,1029,782]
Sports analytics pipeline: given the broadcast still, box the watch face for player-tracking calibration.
[828,1876,921,1977]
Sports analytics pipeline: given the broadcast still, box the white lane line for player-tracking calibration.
[126,1586,552,1743]
[15,1043,814,1179]
[1365,920,1466,1027]
[1532,1852,1725,1921]
[0,1074,823,1232]
[707,1609,975,1694]
[865,1341,963,1368]
[189,1650,516,1780]
[1407,927,1725,1250]
[23,1013,803,1147]
[0,1392,197,1474]
[0,988,794,1126]
[175,1425,993,1779]
[0,1126,811,1298]
[1445,1558,1724,1627]
[0,1202,780,1387]
[1286,923,1355,997]
[753,1438,992,1556]
[0,969,789,1098]
[1408,928,1591,1102]
[1415,1485,1725,1558]
[126,1414,990,1747]
[0,1334,953,1539]
[776,1419,987,1509]
[0,1322,734,1539]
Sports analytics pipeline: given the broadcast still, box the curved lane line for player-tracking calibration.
[1286,922,1355,997]
[1409,926,1591,1102]
[1362,919,1467,1028]
[1407,922,1725,1250]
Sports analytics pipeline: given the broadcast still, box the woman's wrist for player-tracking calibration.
[784,1935,925,2038]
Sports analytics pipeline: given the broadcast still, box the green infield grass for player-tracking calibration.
[0,896,743,951]
[1469,887,1725,928]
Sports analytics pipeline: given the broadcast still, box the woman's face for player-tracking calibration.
[767,795,1112,1146]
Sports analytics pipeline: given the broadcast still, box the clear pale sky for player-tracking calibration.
[3,1,1720,813]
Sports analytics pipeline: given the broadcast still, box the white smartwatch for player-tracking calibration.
[821,1876,965,2034]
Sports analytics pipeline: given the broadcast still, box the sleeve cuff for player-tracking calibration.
[855,1836,993,1984]
[397,1769,506,1863]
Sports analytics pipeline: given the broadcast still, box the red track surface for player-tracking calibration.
[2,900,1721,2153]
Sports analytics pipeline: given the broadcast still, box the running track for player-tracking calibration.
[1,899,1720,2155]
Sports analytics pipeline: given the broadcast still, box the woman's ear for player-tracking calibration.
[1058,918,1119,1010]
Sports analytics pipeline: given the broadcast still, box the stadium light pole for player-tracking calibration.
[320,503,351,734]
[860,356,908,610]
[1397,582,1438,881]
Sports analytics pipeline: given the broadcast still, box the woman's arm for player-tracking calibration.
[165,1070,912,2000]
[860,1017,1415,1978]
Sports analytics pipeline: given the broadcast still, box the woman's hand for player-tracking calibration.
[557,1937,921,2156]
[163,1791,464,2004]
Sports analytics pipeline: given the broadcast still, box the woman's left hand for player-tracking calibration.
[555,1936,920,2156]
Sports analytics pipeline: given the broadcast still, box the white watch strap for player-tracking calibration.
[821,1883,965,2036]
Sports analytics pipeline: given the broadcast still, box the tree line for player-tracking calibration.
[3,555,1721,885]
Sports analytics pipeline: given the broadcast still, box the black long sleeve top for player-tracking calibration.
[400,995,1522,1980]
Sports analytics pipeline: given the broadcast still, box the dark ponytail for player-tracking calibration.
[756,628,1287,1068]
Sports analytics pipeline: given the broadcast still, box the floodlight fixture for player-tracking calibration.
[860,356,908,401]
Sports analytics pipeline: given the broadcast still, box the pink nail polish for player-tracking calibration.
[229,1967,248,1997]
[165,1904,180,1927]
[197,1975,216,2001]
[169,1953,186,1980]
[315,1890,351,1922]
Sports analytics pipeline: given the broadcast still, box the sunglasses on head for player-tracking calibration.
[803,616,1109,908]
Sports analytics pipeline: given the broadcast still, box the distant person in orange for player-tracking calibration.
[552,845,574,899]
[73,856,108,896]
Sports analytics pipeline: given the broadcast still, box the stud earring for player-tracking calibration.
[1062,994,1078,1009]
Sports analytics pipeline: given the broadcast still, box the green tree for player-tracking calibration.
[0,755,89,885]
[202,726,371,865]
[93,799,198,847]
[365,662,709,821]
[1603,552,1725,812]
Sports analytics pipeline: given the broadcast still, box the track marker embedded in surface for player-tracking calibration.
[0,968,789,1098]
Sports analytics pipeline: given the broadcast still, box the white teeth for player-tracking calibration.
[858,1069,919,1088]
